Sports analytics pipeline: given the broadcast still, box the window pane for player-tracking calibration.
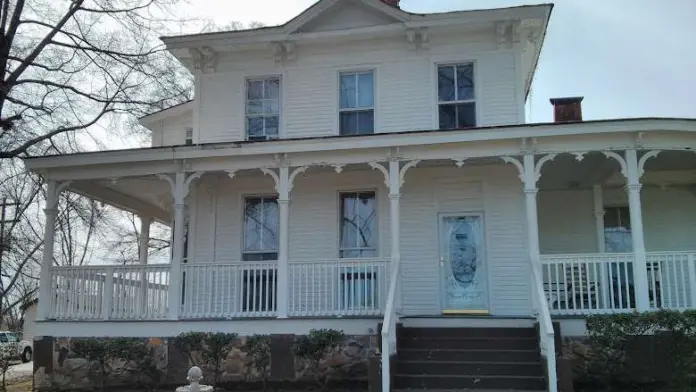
[264,78,280,99]
[244,198,261,251]
[247,100,263,115]
[357,72,374,108]
[264,116,279,137]
[356,193,377,248]
[619,207,631,230]
[262,199,279,250]
[340,112,358,135]
[357,111,374,135]
[248,80,263,100]
[439,104,456,130]
[263,99,279,115]
[438,66,455,102]
[341,194,358,249]
[456,103,476,128]
[247,117,264,138]
[457,64,475,100]
[604,208,619,228]
[340,74,357,109]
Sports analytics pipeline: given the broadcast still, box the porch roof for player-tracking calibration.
[21,117,696,223]
[23,117,696,171]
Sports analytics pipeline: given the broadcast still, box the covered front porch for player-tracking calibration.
[25,119,696,326]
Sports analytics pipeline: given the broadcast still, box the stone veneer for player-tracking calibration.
[33,334,376,391]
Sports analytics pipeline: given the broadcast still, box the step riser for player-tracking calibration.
[394,375,547,390]
[399,350,541,362]
[399,338,538,350]
[399,327,537,339]
[397,361,543,377]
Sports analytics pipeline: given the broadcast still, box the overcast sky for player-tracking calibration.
[179,0,696,123]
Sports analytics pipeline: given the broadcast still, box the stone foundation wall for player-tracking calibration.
[33,334,376,391]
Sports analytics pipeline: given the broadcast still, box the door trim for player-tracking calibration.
[438,212,489,314]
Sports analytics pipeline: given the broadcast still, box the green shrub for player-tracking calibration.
[72,338,163,392]
[585,310,696,391]
[173,332,238,388]
[246,335,271,390]
[293,329,345,389]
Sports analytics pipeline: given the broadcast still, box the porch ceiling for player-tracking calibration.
[69,176,172,224]
[538,150,696,191]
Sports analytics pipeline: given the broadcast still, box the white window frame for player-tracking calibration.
[241,195,279,261]
[436,62,477,130]
[338,70,376,136]
[245,76,281,141]
[338,190,378,259]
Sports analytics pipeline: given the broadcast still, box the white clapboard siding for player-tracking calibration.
[188,164,535,317]
[196,28,522,143]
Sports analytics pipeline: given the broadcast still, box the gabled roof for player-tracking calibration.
[283,0,410,34]
[161,1,552,48]
[138,101,193,129]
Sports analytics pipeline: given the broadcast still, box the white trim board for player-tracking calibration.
[35,318,381,338]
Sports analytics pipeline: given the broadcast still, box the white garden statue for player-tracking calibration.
[175,366,213,392]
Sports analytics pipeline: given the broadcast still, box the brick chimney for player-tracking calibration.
[550,97,583,122]
[380,0,401,8]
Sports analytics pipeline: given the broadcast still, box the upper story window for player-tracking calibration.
[185,127,193,145]
[246,77,280,141]
[339,71,374,136]
[340,191,377,258]
[243,196,279,261]
[438,63,476,130]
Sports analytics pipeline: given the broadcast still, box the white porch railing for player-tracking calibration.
[541,251,696,315]
[49,264,170,320]
[646,251,696,310]
[531,262,557,392]
[380,258,400,392]
[180,262,278,319]
[288,258,390,317]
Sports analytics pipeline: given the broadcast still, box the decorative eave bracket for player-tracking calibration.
[189,47,218,73]
[496,19,543,50]
[406,27,429,51]
[271,41,297,66]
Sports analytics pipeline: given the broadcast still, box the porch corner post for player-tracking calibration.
[37,180,59,321]
[625,149,650,311]
[388,160,401,310]
[277,166,290,319]
[139,216,152,265]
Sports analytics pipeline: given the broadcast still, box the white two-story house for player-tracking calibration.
[24,0,696,391]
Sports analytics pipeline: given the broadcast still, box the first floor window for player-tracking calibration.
[339,71,374,135]
[340,191,377,258]
[241,268,277,312]
[438,63,476,130]
[185,127,193,145]
[246,77,280,140]
[243,196,279,261]
[242,196,279,311]
[604,206,631,253]
[341,267,378,310]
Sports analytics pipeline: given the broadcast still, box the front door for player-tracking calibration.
[439,214,488,314]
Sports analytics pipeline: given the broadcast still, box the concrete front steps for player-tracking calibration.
[393,326,547,391]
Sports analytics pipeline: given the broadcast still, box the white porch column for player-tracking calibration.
[37,180,59,320]
[262,165,307,319]
[522,155,541,274]
[170,173,187,319]
[139,216,152,265]
[277,166,291,319]
[625,149,650,311]
[593,185,606,253]
[159,172,202,320]
[388,160,401,311]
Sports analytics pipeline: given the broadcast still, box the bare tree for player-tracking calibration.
[0,0,193,158]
